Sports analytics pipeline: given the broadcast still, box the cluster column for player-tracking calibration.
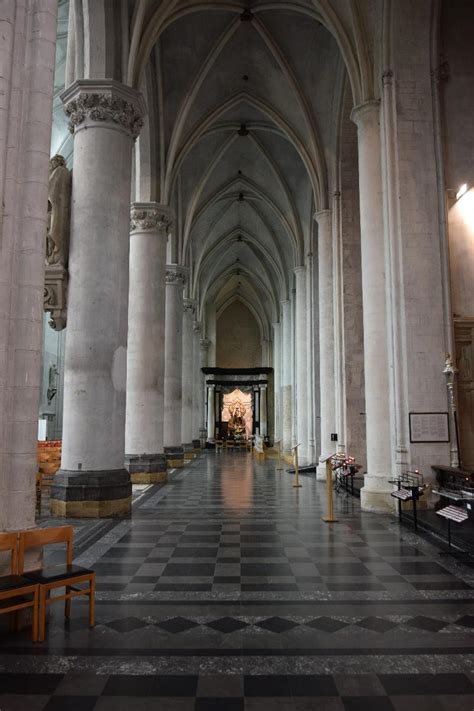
[315,210,336,478]
[124,204,174,484]
[352,101,393,511]
[181,299,196,456]
[164,265,187,468]
[0,0,58,530]
[52,81,145,517]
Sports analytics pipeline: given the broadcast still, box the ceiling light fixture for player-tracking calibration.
[238,192,245,202]
[238,124,249,137]
[240,9,253,21]
[456,183,468,200]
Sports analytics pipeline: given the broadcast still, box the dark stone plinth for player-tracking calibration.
[125,453,167,474]
[164,446,184,467]
[192,439,201,449]
[50,469,132,517]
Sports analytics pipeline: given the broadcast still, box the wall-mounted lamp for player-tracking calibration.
[456,184,468,201]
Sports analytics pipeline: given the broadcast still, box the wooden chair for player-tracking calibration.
[225,439,235,451]
[215,439,224,451]
[18,526,95,642]
[0,532,39,642]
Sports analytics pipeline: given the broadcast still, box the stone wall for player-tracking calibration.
[216,301,262,368]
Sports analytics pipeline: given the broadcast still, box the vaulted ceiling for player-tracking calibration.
[53,0,376,336]
[137,3,346,328]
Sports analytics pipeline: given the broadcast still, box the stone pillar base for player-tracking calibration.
[130,471,167,484]
[192,439,201,453]
[360,477,395,513]
[50,469,132,518]
[316,463,327,481]
[182,443,195,461]
[125,453,168,483]
[164,446,184,468]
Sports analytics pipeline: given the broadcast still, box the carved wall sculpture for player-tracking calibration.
[43,155,72,330]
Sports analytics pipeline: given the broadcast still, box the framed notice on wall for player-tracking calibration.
[409,412,450,443]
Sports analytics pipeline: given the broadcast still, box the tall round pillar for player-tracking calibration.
[192,322,202,443]
[281,300,292,452]
[181,299,196,456]
[164,265,187,468]
[207,384,216,440]
[52,81,145,517]
[352,101,393,512]
[199,339,210,434]
[306,254,316,465]
[272,321,282,443]
[259,384,268,437]
[294,267,309,464]
[254,387,260,435]
[315,210,336,479]
[125,204,173,484]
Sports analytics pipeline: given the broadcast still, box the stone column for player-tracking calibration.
[124,204,173,484]
[294,267,309,464]
[281,300,292,452]
[259,384,268,437]
[192,321,201,443]
[52,81,145,517]
[272,322,282,443]
[207,384,216,440]
[315,210,336,479]
[352,101,392,511]
[164,264,187,468]
[306,253,316,464]
[181,299,196,456]
[199,338,210,434]
[254,387,260,435]
[0,0,58,531]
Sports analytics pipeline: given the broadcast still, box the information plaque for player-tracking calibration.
[409,412,449,443]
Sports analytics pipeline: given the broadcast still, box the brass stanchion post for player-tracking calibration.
[292,443,302,488]
[321,453,338,523]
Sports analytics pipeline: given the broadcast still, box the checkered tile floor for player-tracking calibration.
[1,452,474,710]
[91,516,471,594]
[1,671,473,710]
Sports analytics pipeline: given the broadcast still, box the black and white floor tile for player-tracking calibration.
[1,452,473,710]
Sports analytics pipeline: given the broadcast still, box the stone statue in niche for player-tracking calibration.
[228,400,246,437]
[46,155,71,267]
[43,155,71,330]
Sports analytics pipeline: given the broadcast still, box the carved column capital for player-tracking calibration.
[193,321,202,334]
[165,264,188,286]
[130,203,175,235]
[200,338,210,351]
[350,99,381,130]
[61,80,146,140]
